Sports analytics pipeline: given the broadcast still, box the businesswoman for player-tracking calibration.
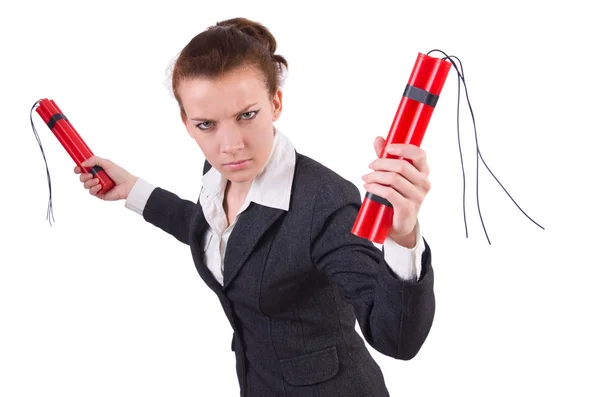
[75,17,435,397]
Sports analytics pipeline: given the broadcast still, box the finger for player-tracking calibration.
[74,166,81,174]
[363,182,411,214]
[368,157,429,189]
[384,144,429,174]
[90,184,102,195]
[373,136,386,157]
[80,173,93,183]
[82,155,107,169]
[81,155,96,168]
[93,184,108,200]
[84,178,99,189]
[362,170,424,202]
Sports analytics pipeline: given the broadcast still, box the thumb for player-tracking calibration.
[82,155,107,168]
[374,136,386,158]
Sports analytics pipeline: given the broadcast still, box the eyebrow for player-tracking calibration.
[189,102,259,122]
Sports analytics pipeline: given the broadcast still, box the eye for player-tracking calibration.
[195,121,213,131]
[239,110,259,120]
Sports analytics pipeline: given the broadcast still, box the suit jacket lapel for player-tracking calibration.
[222,203,285,290]
[189,202,223,294]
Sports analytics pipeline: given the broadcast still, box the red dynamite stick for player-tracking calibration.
[35,98,115,194]
[352,53,451,244]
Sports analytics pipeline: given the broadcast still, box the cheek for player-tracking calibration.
[255,132,274,159]
[193,136,218,159]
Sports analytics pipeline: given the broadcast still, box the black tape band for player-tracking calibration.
[366,192,393,208]
[89,166,103,176]
[403,84,439,107]
[47,113,68,130]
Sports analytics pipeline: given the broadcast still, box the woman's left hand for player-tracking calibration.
[361,136,431,248]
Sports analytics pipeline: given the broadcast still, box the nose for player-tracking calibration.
[221,127,245,154]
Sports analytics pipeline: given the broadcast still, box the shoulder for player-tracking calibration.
[292,152,361,206]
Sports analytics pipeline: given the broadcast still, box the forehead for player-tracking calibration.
[178,66,267,119]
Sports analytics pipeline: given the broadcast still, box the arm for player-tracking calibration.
[382,220,425,281]
[310,180,434,360]
[125,178,197,245]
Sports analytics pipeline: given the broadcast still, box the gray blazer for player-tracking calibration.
[141,151,435,397]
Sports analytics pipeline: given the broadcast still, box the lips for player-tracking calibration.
[225,159,250,166]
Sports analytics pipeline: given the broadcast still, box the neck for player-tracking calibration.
[225,180,251,203]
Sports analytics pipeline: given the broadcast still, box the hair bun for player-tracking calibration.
[216,17,277,54]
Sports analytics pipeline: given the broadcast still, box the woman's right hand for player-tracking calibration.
[74,155,139,201]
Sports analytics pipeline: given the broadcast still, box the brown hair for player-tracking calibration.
[171,17,288,119]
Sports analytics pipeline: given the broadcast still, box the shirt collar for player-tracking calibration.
[200,127,296,211]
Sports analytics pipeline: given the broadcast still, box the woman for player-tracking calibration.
[75,17,435,397]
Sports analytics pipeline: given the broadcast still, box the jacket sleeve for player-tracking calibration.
[309,179,435,360]
[129,180,197,246]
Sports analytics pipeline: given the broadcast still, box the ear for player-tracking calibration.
[271,88,283,121]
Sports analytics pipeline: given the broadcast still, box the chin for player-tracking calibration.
[226,174,255,184]
[220,163,258,182]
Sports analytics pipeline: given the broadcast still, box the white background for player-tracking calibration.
[1,0,598,396]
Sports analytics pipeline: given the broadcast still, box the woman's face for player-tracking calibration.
[178,65,282,185]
